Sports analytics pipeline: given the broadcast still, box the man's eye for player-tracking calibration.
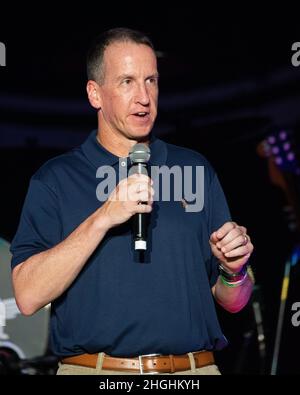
[123,79,131,85]
[147,77,158,85]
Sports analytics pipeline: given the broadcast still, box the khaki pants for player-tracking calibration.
[57,352,221,375]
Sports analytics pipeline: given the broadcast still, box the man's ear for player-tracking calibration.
[86,80,102,110]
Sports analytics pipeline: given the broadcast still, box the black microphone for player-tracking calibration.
[129,143,151,251]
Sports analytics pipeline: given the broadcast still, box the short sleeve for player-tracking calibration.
[10,178,62,269]
[205,173,232,287]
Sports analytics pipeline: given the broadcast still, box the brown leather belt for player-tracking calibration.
[61,351,214,374]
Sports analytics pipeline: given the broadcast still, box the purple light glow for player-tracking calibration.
[268,136,276,144]
[275,157,283,165]
[272,147,279,154]
[283,142,291,151]
[287,152,295,161]
[279,131,287,140]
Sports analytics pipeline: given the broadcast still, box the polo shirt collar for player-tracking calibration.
[81,130,167,168]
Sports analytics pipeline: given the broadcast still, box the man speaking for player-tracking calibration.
[10,28,254,375]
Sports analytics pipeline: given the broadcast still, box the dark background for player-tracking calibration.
[1,5,300,374]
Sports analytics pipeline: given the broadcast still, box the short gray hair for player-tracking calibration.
[86,27,155,84]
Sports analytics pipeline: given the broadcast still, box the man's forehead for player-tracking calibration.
[104,41,156,62]
[103,42,157,76]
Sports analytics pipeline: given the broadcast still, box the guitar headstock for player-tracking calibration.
[257,129,300,235]
[257,130,300,175]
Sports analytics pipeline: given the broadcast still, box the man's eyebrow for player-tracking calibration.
[148,73,159,79]
[116,74,134,82]
[116,72,159,82]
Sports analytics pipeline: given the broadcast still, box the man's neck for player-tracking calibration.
[96,129,150,158]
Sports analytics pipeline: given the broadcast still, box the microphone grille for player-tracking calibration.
[129,143,151,164]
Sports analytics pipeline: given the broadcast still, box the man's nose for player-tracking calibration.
[134,83,150,106]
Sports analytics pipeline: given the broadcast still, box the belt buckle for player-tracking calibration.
[138,353,162,374]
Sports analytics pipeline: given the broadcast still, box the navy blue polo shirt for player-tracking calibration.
[11,130,231,357]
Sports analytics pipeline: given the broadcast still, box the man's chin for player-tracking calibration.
[128,128,152,142]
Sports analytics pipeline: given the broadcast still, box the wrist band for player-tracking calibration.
[218,263,248,283]
[220,272,248,288]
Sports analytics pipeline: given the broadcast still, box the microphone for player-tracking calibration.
[128,143,151,251]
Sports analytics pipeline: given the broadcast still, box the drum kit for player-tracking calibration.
[0,237,58,374]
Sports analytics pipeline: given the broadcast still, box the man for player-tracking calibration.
[10,28,254,375]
